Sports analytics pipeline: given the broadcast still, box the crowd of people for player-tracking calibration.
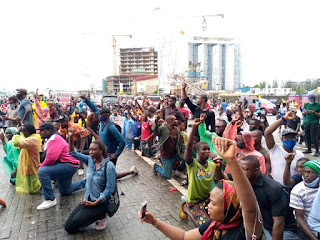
[0,86,319,239]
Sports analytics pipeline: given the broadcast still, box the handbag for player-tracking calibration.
[104,161,120,217]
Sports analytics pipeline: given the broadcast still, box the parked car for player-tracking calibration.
[102,95,118,105]
[241,97,277,115]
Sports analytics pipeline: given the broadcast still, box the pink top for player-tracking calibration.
[141,121,153,141]
[40,134,79,167]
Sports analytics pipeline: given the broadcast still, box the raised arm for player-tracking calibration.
[265,111,295,150]
[184,118,200,164]
[68,128,89,165]
[213,137,262,239]
[283,153,296,186]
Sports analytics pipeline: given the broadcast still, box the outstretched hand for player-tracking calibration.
[193,118,201,127]
[138,209,157,225]
[284,111,296,121]
[212,136,236,162]
[200,113,207,123]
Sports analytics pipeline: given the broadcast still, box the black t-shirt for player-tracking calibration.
[287,116,300,131]
[199,220,262,240]
[185,97,215,132]
[228,173,297,231]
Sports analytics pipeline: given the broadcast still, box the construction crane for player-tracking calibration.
[112,35,132,75]
[171,73,206,95]
[202,14,224,31]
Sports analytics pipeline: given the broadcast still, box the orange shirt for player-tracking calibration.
[68,122,89,139]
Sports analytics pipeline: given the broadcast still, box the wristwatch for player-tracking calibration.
[281,117,286,122]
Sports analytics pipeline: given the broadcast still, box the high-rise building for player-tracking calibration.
[105,48,158,94]
[120,48,158,75]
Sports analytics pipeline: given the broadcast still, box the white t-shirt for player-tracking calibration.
[269,143,304,186]
[290,181,319,220]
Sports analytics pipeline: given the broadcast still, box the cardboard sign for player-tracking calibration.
[56,92,71,103]
[112,116,125,127]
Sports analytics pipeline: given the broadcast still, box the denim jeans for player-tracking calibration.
[38,163,80,200]
[263,227,300,240]
[154,154,185,179]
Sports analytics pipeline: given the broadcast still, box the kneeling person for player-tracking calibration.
[37,123,80,210]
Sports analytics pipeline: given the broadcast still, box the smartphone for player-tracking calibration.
[140,201,147,219]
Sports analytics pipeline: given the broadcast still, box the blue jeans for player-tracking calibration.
[38,163,81,201]
[154,154,184,179]
[263,227,300,240]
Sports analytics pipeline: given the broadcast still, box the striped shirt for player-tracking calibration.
[289,181,319,220]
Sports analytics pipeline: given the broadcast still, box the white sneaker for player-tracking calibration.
[151,162,157,175]
[37,199,57,210]
[96,218,107,231]
[174,170,187,179]
[78,169,84,176]
[130,166,139,175]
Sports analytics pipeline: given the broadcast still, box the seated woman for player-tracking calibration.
[0,127,20,184]
[138,136,263,240]
[12,123,42,194]
[65,128,118,233]
[180,118,216,226]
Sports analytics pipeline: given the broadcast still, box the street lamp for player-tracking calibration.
[202,17,207,31]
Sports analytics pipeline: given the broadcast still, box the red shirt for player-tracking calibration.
[141,121,152,141]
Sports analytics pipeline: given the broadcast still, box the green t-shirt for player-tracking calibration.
[186,158,216,203]
[303,102,320,123]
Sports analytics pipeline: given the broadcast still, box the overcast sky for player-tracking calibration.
[1,0,320,92]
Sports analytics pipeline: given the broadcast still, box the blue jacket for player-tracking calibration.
[69,150,116,203]
[85,98,125,157]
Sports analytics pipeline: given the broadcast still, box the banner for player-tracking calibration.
[288,95,300,109]
[301,95,309,109]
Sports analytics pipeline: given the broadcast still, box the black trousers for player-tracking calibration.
[65,202,108,233]
[304,122,319,151]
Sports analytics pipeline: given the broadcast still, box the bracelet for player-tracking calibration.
[153,218,160,228]
[281,117,286,122]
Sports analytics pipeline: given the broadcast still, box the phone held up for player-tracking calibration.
[140,201,147,219]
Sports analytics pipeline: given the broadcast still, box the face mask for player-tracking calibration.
[302,175,320,188]
[261,119,265,122]
[282,139,296,150]
[218,111,221,115]
[99,116,107,122]
[310,100,315,104]
[237,141,245,149]
[9,104,16,109]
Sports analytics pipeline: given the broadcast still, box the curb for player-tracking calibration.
[134,150,188,196]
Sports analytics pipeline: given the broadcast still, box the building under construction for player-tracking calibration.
[105,48,158,94]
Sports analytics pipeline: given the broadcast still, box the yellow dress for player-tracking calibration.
[12,134,42,194]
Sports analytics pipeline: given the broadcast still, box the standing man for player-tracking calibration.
[1,96,19,127]
[243,96,248,109]
[302,94,320,157]
[255,98,261,111]
[16,88,34,125]
[182,83,215,132]
[161,96,185,124]
[221,99,227,113]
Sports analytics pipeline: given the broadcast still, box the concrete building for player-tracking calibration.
[120,48,158,75]
[132,75,158,95]
[188,36,241,91]
[105,48,158,95]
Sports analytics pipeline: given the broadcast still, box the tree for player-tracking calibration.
[259,81,267,89]
[296,85,307,95]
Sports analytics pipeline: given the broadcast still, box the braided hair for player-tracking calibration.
[91,140,108,158]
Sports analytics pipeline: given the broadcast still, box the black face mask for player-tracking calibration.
[16,93,24,100]
[237,141,245,149]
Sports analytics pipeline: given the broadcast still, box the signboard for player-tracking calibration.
[55,92,71,103]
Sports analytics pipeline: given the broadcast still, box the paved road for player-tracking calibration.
[0,149,193,240]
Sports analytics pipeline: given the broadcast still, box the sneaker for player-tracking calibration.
[314,151,320,157]
[37,199,57,210]
[78,168,84,176]
[302,150,312,154]
[96,218,107,231]
[151,162,157,175]
[0,198,6,207]
[181,196,187,202]
[174,170,187,179]
[130,166,139,175]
